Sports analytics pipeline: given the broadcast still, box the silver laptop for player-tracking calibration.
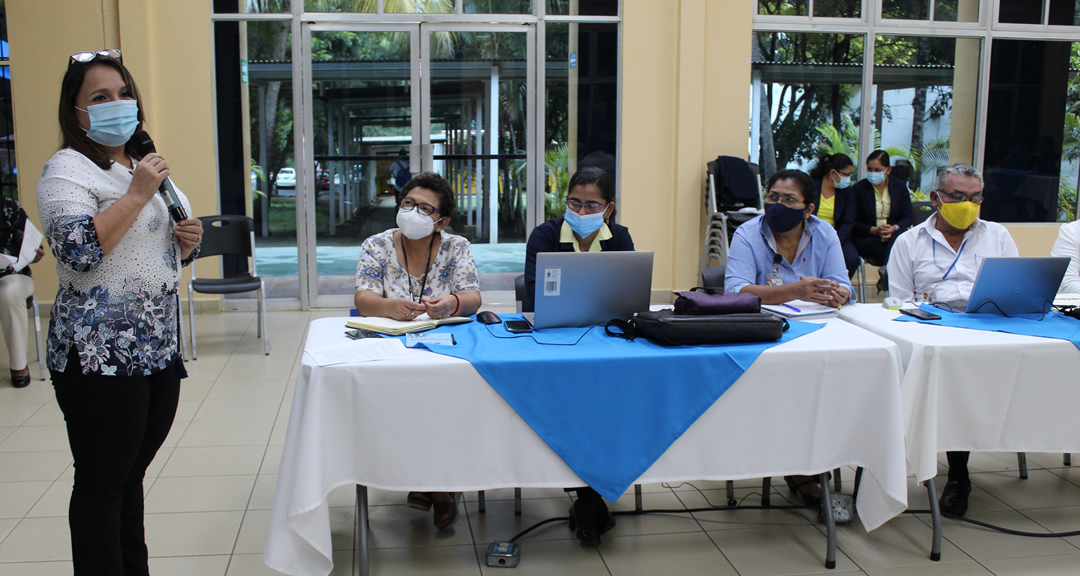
[963,257,1070,315]
[526,251,653,329]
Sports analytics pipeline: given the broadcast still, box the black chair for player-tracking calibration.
[186,215,269,358]
[513,273,531,313]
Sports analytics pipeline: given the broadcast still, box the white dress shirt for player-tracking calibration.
[1051,220,1080,294]
[887,213,1018,303]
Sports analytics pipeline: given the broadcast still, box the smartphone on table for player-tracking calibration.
[899,308,941,321]
[503,320,533,333]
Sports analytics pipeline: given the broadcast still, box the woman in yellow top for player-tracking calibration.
[809,153,859,278]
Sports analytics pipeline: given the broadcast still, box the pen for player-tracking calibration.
[783,303,801,313]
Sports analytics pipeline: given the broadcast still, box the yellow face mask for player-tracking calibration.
[938,200,979,230]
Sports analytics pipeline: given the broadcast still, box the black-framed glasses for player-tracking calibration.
[69,49,123,66]
[400,197,439,217]
[764,193,805,207]
[565,198,607,214]
[935,189,984,205]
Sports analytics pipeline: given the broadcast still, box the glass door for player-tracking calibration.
[301,22,535,308]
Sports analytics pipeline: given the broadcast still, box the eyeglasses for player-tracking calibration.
[565,198,608,214]
[935,189,984,205]
[69,49,123,66]
[764,193,806,207]
[400,197,439,217]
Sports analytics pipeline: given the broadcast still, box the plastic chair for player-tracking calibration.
[27,295,45,380]
[855,256,886,303]
[700,157,762,279]
[186,215,269,359]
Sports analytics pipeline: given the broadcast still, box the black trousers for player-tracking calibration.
[52,351,181,576]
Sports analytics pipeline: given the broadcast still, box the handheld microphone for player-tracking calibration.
[130,130,188,223]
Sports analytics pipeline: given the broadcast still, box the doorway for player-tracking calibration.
[299,22,536,307]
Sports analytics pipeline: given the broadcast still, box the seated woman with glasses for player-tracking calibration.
[809,153,860,278]
[522,166,632,546]
[353,171,481,531]
[724,168,854,510]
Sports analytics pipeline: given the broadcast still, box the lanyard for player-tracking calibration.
[934,239,967,282]
[400,233,436,303]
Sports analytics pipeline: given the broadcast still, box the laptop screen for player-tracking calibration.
[963,257,1069,315]
[532,251,653,329]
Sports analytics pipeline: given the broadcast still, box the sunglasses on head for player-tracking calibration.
[69,49,123,66]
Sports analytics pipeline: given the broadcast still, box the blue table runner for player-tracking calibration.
[403,315,823,502]
[896,304,1080,351]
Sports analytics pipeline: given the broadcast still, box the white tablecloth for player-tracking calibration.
[840,304,1080,482]
[265,317,909,576]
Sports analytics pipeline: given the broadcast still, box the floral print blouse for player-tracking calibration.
[37,148,198,376]
[355,229,480,301]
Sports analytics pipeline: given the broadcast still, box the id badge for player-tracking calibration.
[766,270,784,287]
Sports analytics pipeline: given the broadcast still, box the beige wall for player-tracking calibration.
[8,0,217,307]
[621,0,752,291]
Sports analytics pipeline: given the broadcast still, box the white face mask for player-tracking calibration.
[396,208,439,240]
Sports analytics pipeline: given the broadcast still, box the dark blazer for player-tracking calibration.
[810,178,855,244]
[850,176,913,239]
[522,217,635,312]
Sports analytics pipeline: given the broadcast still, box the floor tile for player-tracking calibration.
[233,509,273,555]
[468,497,575,546]
[368,543,481,576]
[227,552,295,576]
[144,511,245,556]
[0,426,13,443]
[21,400,63,427]
[863,563,993,576]
[207,378,289,401]
[972,469,1080,510]
[144,474,257,513]
[193,398,282,421]
[708,524,860,576]
[148,554,230,576]
[833,516,967,570]
[477,538,609,575]
[0,451,71,482]
[178,419,274,447]
[367,502,474,550]
[159,445,265,477]
[980,553,1080,575]
[0,482,51,518]
[0,561,75,576]
[602,531,738,576]
[25,479,72,518]
[604,490,702,538]
[937,509,1078,562]
[0,516,72,561]
[0,425,69,452]
[249,474,278,510]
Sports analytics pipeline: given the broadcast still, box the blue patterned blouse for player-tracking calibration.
[37,148,198,376]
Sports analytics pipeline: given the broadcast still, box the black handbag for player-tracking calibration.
[605,309,788,346]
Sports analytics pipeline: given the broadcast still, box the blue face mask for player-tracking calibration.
[564,208,605,239]
[832,172,852,189]
[866,171,886,186]
[764,202,806,234]
[79,100,139,147]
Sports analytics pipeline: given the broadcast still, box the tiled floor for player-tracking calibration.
[2,308,1080,575]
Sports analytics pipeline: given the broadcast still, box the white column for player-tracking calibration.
[489,64,500,244]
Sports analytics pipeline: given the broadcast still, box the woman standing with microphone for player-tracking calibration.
[36,49,202,575]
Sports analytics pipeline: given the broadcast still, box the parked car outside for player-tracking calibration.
[276,167,296,189]
[315,168,329,191]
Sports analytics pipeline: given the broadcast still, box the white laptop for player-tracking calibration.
[526,251,653,329]
[961,257,1070,315]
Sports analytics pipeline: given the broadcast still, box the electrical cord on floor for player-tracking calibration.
[504,501,812,543]
[904,509,1080,538]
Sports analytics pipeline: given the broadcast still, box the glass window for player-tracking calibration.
[814,0,860,18]
[752,32,863,181]
[545,22,618,221]
[387,0,454,14]
[1049,0,1080,26]
[998,0,1042,24]
[214,17,299,296]
[871,36,979,201]
[465,0,531,14]
[883,0,930,20]
[217,0,290,13]
[548,0,618,16]
[982,39,1077,222]
[758,0,808,16]
[934,0,979,22]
